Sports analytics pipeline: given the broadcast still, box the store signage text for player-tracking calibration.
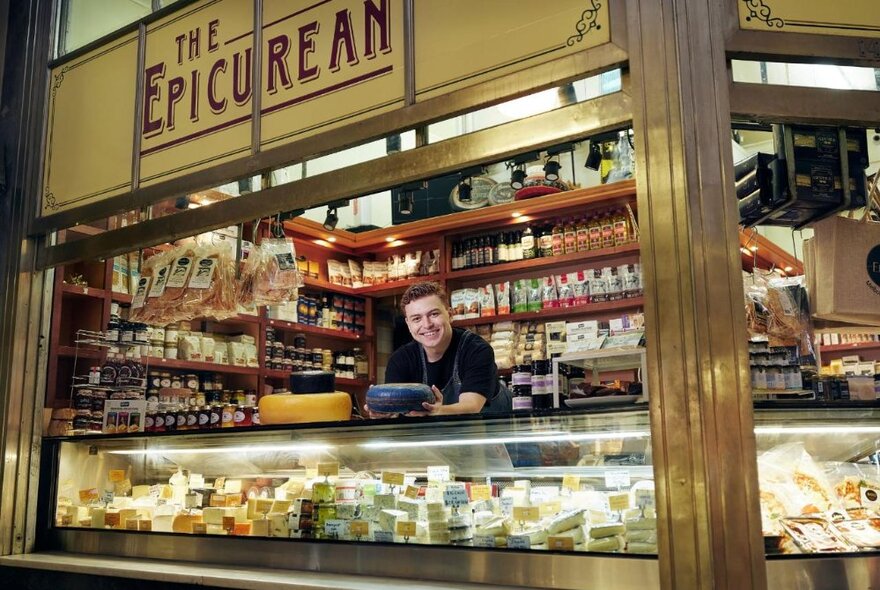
[142,0,392,143]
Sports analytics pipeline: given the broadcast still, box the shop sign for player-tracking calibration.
[738,0,880,38]
[41,0,611,218]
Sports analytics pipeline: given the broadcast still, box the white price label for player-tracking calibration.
[187,257,216,289]
[374,530,394,543]
[100,490,114,505]
[427,465,450,482]
[131,277,151,309]
[147,265,170,298]
[473,535,496,548]
[635,489,656,511]
[148,484,162,498]
[324,520,347,537]
[166,256,193,288]
[500,497,515,517]
[443,487,469,507]
[605,470,631,489]
[507,535,531,550]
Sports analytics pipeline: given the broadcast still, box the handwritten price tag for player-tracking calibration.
[507,535,531,549]
[443,487,469,507]
[100,490,114,505]
[500,497,515,517]
[349,520,369,537]
[125,519,139,531]
[635,489,656,511]
[608,493,631,512]
[513,506,540,522]
[108,470,126,483]
[540,500,562,516]
[324,520,347,537]
[605,470,631,489]
[427,465,450,482]
[396,521,417,537]
[404,485,421,499]
[548,535,575,551]
[105,512,120,528]
[473,534,496,548]
[382,472,405,486]
[192,522,207,534]
[317,463,339,477]
[470,484,491,501]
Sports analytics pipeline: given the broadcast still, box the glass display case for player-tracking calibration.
[40,409,660,588]
[755,405,880,556]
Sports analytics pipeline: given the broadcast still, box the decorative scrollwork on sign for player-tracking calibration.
[566,0,602,46]
[742,0,785,29]
[44,189,58,211]
[51,66,71,98]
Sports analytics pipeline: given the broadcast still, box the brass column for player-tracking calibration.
[628,1,767,588]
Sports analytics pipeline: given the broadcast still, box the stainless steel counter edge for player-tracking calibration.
[0,552,535,590]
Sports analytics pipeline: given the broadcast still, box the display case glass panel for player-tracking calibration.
[49,409,657,555]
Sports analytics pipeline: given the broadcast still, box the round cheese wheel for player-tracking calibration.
[366,383,434,414]
[258,392,352,424]
[290,371,335,394]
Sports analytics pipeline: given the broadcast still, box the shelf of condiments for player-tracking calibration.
[267,293,366,335]
[450,263,643,321]
[264,326,368,380]
[144,372,260,432]
[450,207,636,271]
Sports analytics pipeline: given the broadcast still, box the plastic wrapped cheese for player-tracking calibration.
[258,392,352,424]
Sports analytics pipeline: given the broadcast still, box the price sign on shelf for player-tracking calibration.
[100,490,114,505]
[562,474,581,492]
[349,520,369,537]
[427,465,450,482]
[443,486,469,507]
[374,530,394,543]
[500,497,515,517]
[108,469,126,483]
[396,521,417,537]
[324,520,348,537]
[78,488,99,503]
[317,463,339,478]
[404,485,421,499]
[608,493,631,512]
[382,472,406,486]
[605,470,631,489]
[540,500,562,516]
[470,484,492,502]
[512,506,540,522]
[507,535,531,550]
[548,535,575,551]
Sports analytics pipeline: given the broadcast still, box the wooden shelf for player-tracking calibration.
[820,342,880,354]
[265,319,369,340]
[57,346,104,360]
[446,243,640,282]
[357,275,443,298]
[302,276,357,295]
[111,292,133,303]
[144,357,260,375]
[452,297,645,327]
[61,283,106,299]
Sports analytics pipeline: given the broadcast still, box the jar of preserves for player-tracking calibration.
[221,404,235,428]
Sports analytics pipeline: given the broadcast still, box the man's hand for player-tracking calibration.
[405,385,444,416]
[363,403,398,419]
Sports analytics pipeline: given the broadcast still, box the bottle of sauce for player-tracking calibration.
[613,208,630,246]
[601,211,615,249]
[551,219,564,256]
[576,217,590,251]
[511,230,523,261]
[563,218,577,254]
[521,226,536,259]
[539,224,554,257]
[588,215,603,250]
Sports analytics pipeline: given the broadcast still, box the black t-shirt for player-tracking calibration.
[384,328,499,401]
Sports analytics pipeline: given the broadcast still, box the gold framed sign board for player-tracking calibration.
[40,0,610,219]
[738,0,880,38]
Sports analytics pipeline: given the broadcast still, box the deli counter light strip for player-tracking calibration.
[107,443,334,456]
[360,430,652,450]
[754,426,880,436]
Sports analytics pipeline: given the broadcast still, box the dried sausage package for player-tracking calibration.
[239,238,304,308]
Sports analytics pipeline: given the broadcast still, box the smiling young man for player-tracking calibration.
[373,281,511,416]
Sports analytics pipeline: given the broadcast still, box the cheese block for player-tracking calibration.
[131,485,150,500]
[547,509,585,534]
[89,508,106,529]
[378,509,408,532]
[374,494,397,509]
[117,509,138,528]
[590,523,626,539]
[202,507,228,525]
[587,535,623,552]
[152,514,175,532]
[336,503,358,520]
[517,526,547,545]
[551,525,585,544]
[398,498,421,520]
[366,383,434,414]
[476,516,509,537]
[258,392,352,424]
[206,524,227,535]
[250,518,270,537]
[625,529,657,543]
[626,542,658,554]
[270,499,292,514]
[172,513,203,533]
[626,518,657,531]
[247,498,274,520]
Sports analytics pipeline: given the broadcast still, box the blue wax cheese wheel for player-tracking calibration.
[366,383,434,413]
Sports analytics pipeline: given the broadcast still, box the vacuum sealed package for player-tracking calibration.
[348,259,364,288]
[528,278,543,312]
[555,274,574,307]
[541,276,558,309]
[495,281,511,315]
[180,242,238,322]
[238,238,304,308]
[513,280,530,313]
[479,284,496,317]
[328,260,347,286]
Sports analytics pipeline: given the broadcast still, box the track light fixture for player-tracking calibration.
[323,207,339,231]
[543,159,561,181]
[398,191,414,215]
[510,166,527,190]
[584,141,602,170]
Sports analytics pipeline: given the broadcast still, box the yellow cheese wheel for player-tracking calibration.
[258,392,352,425]
[172,513,203,533]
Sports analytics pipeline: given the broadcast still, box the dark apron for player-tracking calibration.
[419,331,512,414]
